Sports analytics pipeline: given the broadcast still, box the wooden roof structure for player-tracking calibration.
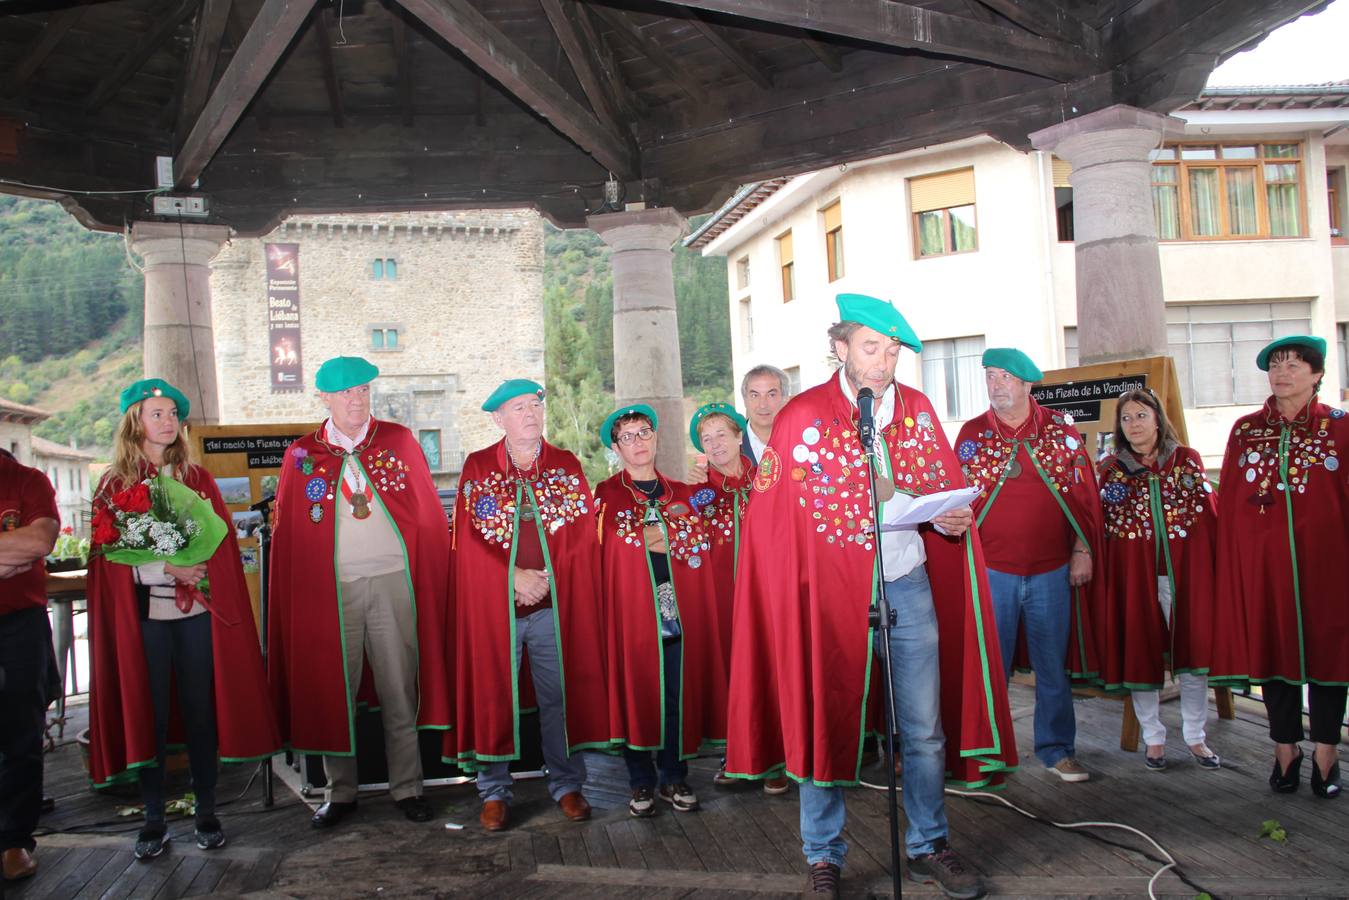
[0,0,1331,236]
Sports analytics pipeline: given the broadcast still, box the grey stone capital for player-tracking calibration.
[1029,103,1185,168]
[587,207,689,253]
[130,221,232,269]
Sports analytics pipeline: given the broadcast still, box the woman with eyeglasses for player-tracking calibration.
[1095,389,1220,772]
[1211,336,1348,799]
[595,405,727,818]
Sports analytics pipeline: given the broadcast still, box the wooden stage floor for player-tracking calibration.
[10,684,1346,899]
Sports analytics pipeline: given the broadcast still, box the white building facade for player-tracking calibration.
[32,436,96,536]
[691,85,1349,466]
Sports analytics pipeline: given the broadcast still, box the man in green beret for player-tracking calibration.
[956,348,1104,786]
[268,356,453,829]
[449,379,609,832]
[726,293,1014,899]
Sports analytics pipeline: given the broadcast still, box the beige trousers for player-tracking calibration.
[324,569,423,802]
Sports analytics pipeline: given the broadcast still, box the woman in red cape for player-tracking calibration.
[724,377,1016,790]
[1095,390,1220,771]
[268,420,452,758]
[88,378,278,859]
[597,405,727,816]
[955,399,1103,683]
[1210,336,1348,798]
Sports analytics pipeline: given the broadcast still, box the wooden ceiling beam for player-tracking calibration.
[176,0,235,145]
[540,0,630,142]
[800,30,843,73]
[4,5,87,96]
[675,9,774,91]
[651,0,1098,81]
[573,3,648,122]
[973,0,1097,50]
[393,0,637,178]
[588,5,709,105]
[174,0,318,189]
[84,0,198,112]
[313,7,346,128]
[222,0,273,129]
[390,12,414,127]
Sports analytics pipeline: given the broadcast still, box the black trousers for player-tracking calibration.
[1262,680,1348,745]
[138,613,218,825]
[0,606,50,852]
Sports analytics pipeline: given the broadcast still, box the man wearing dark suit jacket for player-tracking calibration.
[739,365,790,467]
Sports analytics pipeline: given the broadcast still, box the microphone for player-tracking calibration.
[857,387,875,453]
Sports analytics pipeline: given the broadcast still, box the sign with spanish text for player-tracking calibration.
[266,243,303,392]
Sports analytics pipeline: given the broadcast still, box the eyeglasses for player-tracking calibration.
[616,427,656,445]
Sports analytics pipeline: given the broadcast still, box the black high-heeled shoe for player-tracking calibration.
[1269,749,1303,793]
[1311,759,1341,799]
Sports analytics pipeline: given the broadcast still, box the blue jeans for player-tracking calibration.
[798,565,948,866]
[986,564,1076,767]
[623,639,688,788]
[476,608,587,803]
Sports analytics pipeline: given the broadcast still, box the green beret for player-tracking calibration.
[482,378,545,412]
[315,356,379,393]
[119,378,190,418]
[689,402,748,451]
[982,347,1043,383]
[600,403,658,446]
[1257,335,1327,371]
[834,293,922,353]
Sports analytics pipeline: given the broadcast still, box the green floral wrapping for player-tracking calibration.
[100,474,229,570]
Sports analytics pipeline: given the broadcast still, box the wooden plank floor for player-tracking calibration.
[11,685,1346,899]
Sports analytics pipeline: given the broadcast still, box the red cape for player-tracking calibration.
[1210,397,1349,685]
[1096,445,1219,691]
[724,377,1016,787]
[956,401,1103,680]
[597,471,728,755]
[690,455,753,668]
[447,439,609,768]
[268,420,452,754]
[87,464,280,787]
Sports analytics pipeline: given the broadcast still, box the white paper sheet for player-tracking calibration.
[880,485,981,531]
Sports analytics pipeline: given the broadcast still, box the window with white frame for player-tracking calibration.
[1167,301,1312,407]
[1064,327,1079,368]
[784,365,802,397]
[921,336,987,420]
[738,297,754,352]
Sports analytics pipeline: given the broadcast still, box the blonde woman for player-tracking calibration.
[87,379,277,859]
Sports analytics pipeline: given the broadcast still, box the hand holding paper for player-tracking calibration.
[880,485,981,531]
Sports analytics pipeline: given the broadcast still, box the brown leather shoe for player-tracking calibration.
[2,847,37,881]
[479,800,509,832]
[558,791,591,821]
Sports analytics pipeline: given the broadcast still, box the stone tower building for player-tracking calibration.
[210,209,545,484]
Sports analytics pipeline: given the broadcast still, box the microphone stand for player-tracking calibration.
[859,396,904,900]
[250,493,276,808]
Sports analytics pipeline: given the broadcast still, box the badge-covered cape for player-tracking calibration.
[955,399,1104,680]
[690,454,754,668]
[268,419,452,754]
[87,463,280,786]
[1210,397,1349,685]
[724,377,1016,787]
[1095,444,1219,690]
[447,439,609,768]
[597,472,728,756]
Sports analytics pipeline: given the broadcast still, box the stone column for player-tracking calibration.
[1030,104,1183,364]
[588,208,689,476]
[130,222,231,424]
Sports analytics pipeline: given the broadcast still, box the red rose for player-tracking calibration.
[111,482,152,514]
[92,507,120,545]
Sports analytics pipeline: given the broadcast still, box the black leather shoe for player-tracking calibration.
[311,800,358,828]
[1311,759,1341,799]
[1269,750,1303,794]
[396,795,435,822]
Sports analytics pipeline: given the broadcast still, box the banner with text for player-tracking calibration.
[266,243,303,392]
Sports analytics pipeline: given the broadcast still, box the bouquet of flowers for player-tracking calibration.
[92,473,229,612]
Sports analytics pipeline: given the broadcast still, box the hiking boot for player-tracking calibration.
[1046,757,1090,782]
[629,786,656,817]
[908,840,984,899]
[803,860,840,898]
[658,782,699,811]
